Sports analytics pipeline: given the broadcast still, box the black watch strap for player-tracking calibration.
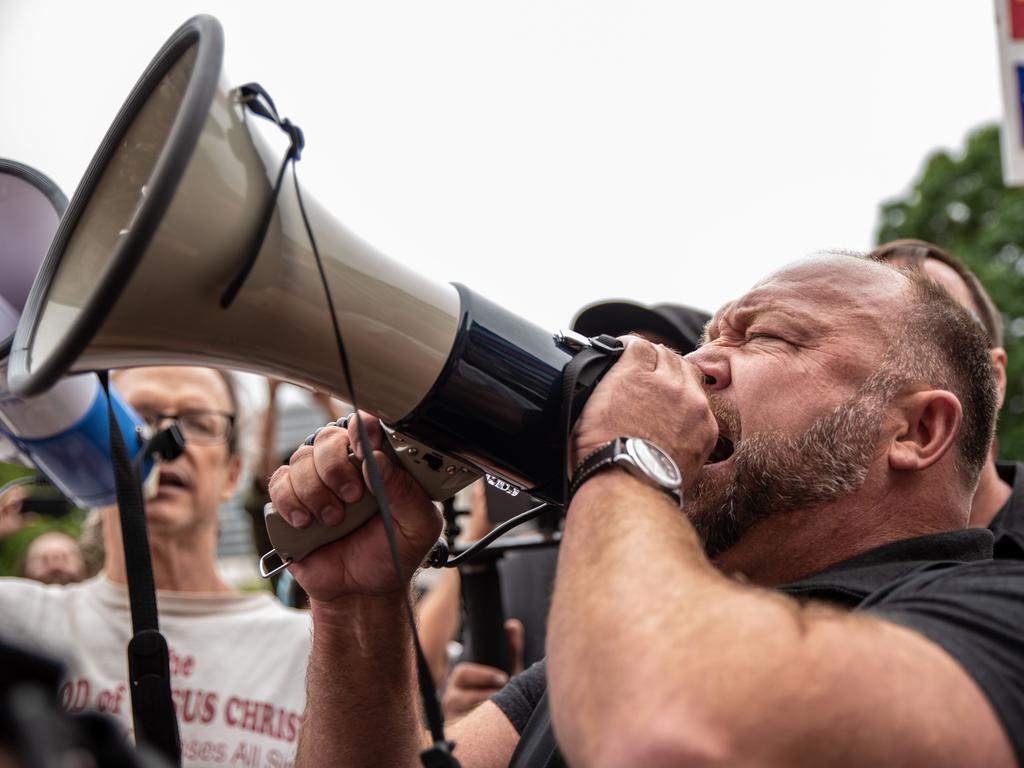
[570,436,684,507]
[569,438,625,499]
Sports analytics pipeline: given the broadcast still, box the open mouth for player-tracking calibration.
[157,467,188,490]
[705,434,735,465]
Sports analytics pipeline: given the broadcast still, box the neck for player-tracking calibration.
[101,508,234,593]
[968,460,1012,529]
[714,480,965,587]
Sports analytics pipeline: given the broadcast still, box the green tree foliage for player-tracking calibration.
[877,123,1024,460]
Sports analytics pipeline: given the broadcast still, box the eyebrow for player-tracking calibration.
[704,300,822,344]
[130,397,232,413]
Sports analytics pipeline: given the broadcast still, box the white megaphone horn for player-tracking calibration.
[0,159,155,508]
[9,16,619,564]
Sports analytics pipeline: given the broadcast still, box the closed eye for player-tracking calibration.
[746,332,794,346]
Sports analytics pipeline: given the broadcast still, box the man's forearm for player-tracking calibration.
[298,593,422,768]
[546,472,795,766]
[545,472,1015,768]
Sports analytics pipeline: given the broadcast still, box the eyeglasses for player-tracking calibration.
[133,407,236,446]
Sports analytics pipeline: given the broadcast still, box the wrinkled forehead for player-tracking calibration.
[112,366,234,412]
[716,256,908,338]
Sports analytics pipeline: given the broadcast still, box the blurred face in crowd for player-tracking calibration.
[22,531,87,585]
[108,367,241,540]
[884,255,976,315]
[881,252,1007,410]
[683,258,908,557]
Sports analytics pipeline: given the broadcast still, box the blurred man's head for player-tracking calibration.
[685,255,996,565]
[106,367,242,542]
[21,531,86,585]
[869,239,1007,408]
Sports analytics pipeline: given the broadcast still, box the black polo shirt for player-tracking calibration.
[493,529,1024,768]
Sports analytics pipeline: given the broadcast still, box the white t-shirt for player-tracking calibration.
[0,575,311,768]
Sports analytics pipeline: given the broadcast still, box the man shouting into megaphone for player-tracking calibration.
[270,255,1024,768]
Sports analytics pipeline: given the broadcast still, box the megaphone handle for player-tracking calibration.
[262,454,380,565]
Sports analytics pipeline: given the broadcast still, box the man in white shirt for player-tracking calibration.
[0,366,311,768]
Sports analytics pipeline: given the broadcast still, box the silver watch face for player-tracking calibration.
[626,438,681,489]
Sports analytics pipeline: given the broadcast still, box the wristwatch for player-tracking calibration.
[569,436,684,508]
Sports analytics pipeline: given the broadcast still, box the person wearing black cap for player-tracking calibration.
[571,300,711,354]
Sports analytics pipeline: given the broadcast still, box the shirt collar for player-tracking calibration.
[777,528,994,607]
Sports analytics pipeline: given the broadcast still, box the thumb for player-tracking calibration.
[504,618,525,675]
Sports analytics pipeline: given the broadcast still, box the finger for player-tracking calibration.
[346,410,385,461]
[287,442,348,527]
[267,465,313,529]
[504,618,526,676]
[447,662,510,690]
[311,426,366,505]
[652,340,684,372]
[616,335,659,371]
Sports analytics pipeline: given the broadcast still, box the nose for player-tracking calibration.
[44,549,70,568]
[685,346,731,390]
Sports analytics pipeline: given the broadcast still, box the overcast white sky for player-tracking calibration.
[0,2,1005,333]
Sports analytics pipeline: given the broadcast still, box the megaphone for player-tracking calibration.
[9,16,616,558]
[0,160,157,508]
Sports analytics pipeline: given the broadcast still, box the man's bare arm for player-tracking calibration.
[546,474,1015,768]
[298,595,421,767]
[447,701,522,768]
[298,596,521,768]
[274,416,521,768]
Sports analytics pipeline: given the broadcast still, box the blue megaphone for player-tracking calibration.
[0,159,153,508]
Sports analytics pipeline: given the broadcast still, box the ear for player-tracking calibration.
[888,390,962,473]
[219,453,244,502]
[990,347,1008,410]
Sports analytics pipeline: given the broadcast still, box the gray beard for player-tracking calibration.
[687,383,892,559]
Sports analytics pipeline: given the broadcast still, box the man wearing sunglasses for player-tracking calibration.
[0,366,312,767]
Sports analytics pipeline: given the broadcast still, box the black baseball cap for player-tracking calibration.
[571,300,711,355]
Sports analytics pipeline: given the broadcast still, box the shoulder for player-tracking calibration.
[218,592,313,641]
[862,556,1024,608]
[0,574,51,601]
[861,558,1024,761]
[0,574,88,610]
[0,576,91,653]
[860,557,1024,629]
[491,659,548,735]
